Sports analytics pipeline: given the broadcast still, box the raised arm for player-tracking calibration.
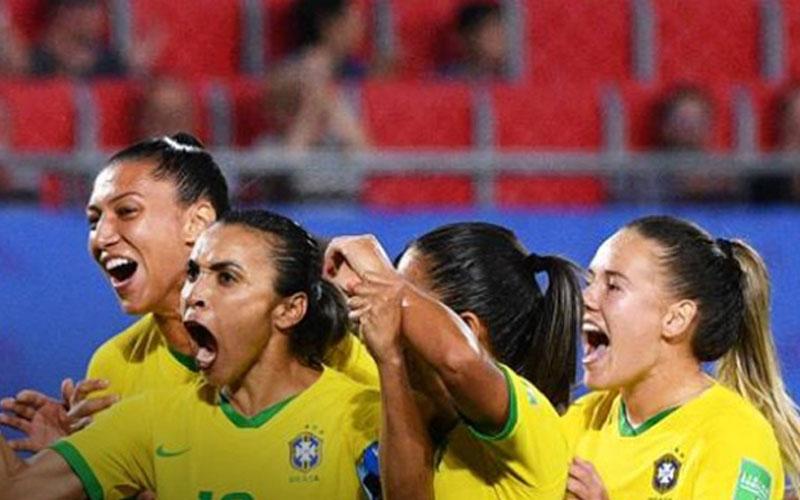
[0,433,85,499]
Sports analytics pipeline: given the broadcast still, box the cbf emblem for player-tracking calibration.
[290,432,323,472]
[652,453,681,493]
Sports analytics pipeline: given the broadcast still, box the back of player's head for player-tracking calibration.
[400,222,581,410]
[107,132,230,218]
[456,2,501,36]
[218,209,349,368]
[295,0,349,47]
[627,215,800,485]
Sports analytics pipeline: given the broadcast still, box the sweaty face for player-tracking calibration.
[181,224,282,388]
[87,161,193,315]
[582,229,672,391]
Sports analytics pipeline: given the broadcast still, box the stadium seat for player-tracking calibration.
[5,0,46,42]
[362,81,474,148]
[361,173,474,207]
[230,77,269,147]
[495,173,607,207]
[492,83,603,150]
[0,79,75,151]
[92,79,212,150]
[654,0,760,83]
[526,0,630,83]
[389,0,473,77]
[618,82,734,151]
[130,0,242,78]
[783,0,800,80]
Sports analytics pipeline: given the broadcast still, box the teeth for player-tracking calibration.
[105,257,134,271]
[582,322,602,333]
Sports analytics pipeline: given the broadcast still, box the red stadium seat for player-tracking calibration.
[362,81,474,148]
[92,79,213,149]
[130,0,242,78]
[495,174,607,207]
[389,0,473,77]
[783,0,800,80]
[492,83,603,150]
[5,0,47,42]
[654,0,760,83]
[0,79,75,151]
[619,82,734,151]
[361,173,474,207]
[230,77,269,147]
[526,0,630,83]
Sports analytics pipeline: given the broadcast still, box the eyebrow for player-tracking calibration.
[86,191,143,212]
[209,261,245,274]
[605,270,630,282]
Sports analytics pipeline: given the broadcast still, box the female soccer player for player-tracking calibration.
[0,210,381,499]
[1,133,230,447]
[563,215,800,499]
[327,222,583,499]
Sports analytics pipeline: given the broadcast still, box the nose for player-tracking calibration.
[91,214,120,250]
[182,274,209,312]
[582,280,599,312]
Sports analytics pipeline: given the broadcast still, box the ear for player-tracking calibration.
[182,201,216,246]
[661,299,698,342]
[273,292,308,331]
[459,311,493,354]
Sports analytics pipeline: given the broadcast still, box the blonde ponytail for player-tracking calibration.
[716,240,800,495]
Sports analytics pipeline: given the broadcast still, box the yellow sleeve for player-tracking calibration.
[325,332,379,388]
[84,337,127,400]
[691,425,784,500]
[50,391,155,500]
[466,366,569,494]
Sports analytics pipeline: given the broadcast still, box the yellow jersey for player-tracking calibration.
[325,331,379,388]
[51,367,381,500]
[561,383,784,499]
[433,365,569,499]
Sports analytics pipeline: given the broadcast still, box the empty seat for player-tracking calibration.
[783,0,800,80]
[363,81,474,147]
[0,79,75,151]
[5,0,46,42]
[230,77,270,147]
[526,0,630,83]
[492,83,603,150]
[654,0,760,83]
[131,0,242,78]
[361,173,474,207]
[495,174,607,207]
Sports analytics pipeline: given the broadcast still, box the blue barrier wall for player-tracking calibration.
[2,204,799,403]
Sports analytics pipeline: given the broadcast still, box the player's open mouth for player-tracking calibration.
[103,256,139,288]
[582,320,610,365]
[184,320,218,371]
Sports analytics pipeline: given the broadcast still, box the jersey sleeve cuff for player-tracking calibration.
[51,440,105,500]
[466,364,519,442]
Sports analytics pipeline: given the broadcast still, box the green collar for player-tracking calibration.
[618,400,679,437]
[168,346,199,373]
[220,393,296,429]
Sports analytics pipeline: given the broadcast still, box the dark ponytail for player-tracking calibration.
[400,222,582,410]
[218,210,348,367]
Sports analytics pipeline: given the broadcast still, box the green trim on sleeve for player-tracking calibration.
[51,440,104,500]
[467,364,519,441]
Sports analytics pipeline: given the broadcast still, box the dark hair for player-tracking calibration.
[457,2,501,35]
[294,0,349,48]
[653,84,714,147]
[626,215,800,489]
[108,132,230,217]
[399,222,582,410]
[218,209,349,367]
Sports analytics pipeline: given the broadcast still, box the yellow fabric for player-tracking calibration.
[84,314,200,401]
[433,366,569,499]
[561,384,784,499]
[325,331,379,388]
[54,368,380,500]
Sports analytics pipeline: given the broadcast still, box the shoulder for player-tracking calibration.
[691,384,778,448]
[88,315,159,367]
[562,390,618,431]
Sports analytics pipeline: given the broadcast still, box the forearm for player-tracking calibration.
[377,356,434,500]
[0,444,84,499]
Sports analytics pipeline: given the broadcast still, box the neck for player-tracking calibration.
[620,357,711,427]
[152,286,192,354]
[224,336,321,417]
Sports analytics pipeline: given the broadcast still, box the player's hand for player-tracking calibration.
[0,389,69,452]
[324,235,394,293]
[567,458,610,500]
[62,378,119,432]
[348,271,405,365]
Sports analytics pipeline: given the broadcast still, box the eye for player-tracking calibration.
[87,214,99,231]
[607,279,621,292]
[187,261,200,282]
[116,205,138,219]
[218,272,237,286]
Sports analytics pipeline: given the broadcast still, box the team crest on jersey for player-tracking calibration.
[652,453,681,493]
[290,432,323,472]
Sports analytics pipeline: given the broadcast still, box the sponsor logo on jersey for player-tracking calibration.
[290,431,323,472]
[652,453,681,493]
[734,459,772,500]
[155,444,191,458]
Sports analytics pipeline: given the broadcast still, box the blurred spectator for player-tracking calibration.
[29,0,124,78]
[654,86,714,151]
[0,4,29,75]
[260,0,369,151]
[749,86,800,203]
[440,2,507,80]
[136,78,197,141]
